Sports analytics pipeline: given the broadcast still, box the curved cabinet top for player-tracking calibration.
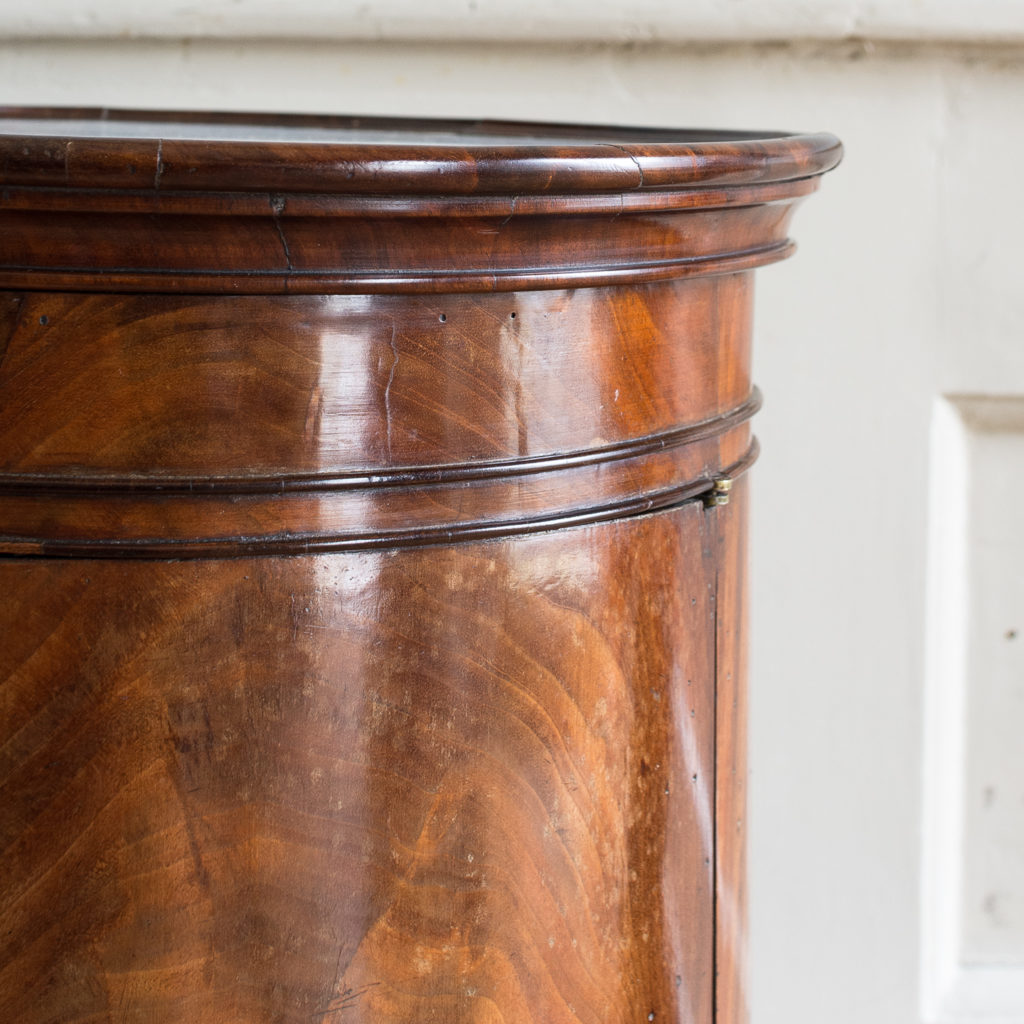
[0,107,842,294]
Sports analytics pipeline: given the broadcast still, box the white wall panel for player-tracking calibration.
[1,0,1023,44]
[924,396,1024,1024]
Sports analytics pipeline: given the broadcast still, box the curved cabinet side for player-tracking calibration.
[0,506,720,1024]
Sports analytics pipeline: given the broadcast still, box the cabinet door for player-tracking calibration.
[0,502,736,1023]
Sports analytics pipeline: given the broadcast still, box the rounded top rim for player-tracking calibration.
[0,106,843,196]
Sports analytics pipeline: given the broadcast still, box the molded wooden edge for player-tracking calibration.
[0,440,759,560]
[0,176,820,217]
[0,390,762,496]
[0,243,797,295]
[0,109,843,196]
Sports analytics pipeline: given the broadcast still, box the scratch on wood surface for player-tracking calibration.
[312,981,381,1018]
[384,322,398,459]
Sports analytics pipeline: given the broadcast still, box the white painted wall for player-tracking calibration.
[2,16,1023,1024]
[2,0,1024,43]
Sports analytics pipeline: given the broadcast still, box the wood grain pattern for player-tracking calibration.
[0,109,840,294]
[1,512,716,1022]
[0,109,839,1021]
[712,477,750,1024]
[0,280,753,478]
[0,277,757,557]
[0,109,842,195]
[0,435,757,558]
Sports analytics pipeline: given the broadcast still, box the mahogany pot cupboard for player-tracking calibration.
[0,109,840,1023]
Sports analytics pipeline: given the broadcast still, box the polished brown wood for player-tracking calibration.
[0,515,717,1022]
[713,477,750,1024]
[0,109,839,1022]
[0,108,840,295]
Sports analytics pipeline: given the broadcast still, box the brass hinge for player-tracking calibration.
[703,477,733,508]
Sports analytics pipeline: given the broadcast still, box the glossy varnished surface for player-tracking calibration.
[1,510,717,1022]
[713,478,750,1024]
[0,281,752,479]
[0,108,839,1022]
[0,280,756,557]
[0,108,842,194]
[0,108,841,294]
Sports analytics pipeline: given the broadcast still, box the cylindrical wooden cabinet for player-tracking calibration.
[0,110,839,1023]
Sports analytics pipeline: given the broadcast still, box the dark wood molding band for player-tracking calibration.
[0,439,759,560]
[0,389,762,496]
[0,176,818,216]
[0,109,840,295]
[0,244,797,296]
[0,109,842,196]
[0,201,798,296]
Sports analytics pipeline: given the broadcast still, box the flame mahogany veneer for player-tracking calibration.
[0,110,839,1023]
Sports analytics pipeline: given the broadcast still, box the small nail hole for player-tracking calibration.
[509,312,516,319]
[439,313,447,323]
[38,315,48,325]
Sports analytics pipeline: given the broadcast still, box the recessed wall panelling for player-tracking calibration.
[924,395,1024,1024]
